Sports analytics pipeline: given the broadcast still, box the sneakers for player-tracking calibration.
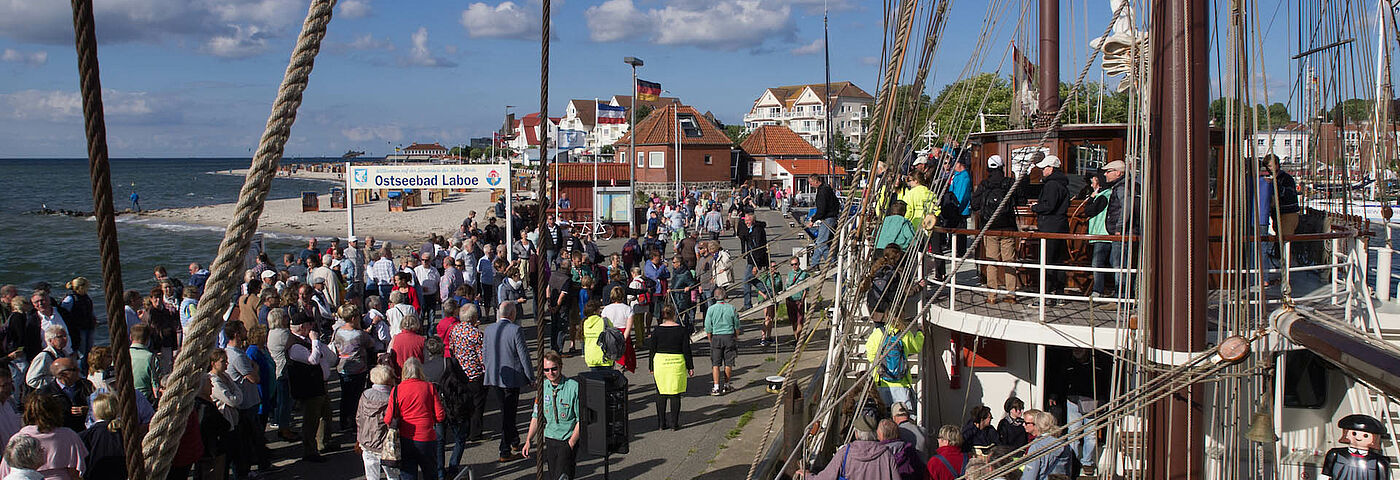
[724,382,735,394]
[711,384,722,396]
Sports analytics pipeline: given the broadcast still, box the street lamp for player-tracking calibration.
[624,56,644,237]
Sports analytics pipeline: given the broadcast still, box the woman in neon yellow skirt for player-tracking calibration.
[648,305,694,430]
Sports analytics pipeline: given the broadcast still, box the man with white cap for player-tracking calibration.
[1030,154,1071,306]
[1101,159,1135,299]
[970,154,1022,303]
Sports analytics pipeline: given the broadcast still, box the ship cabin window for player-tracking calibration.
[1072,143,1108,174]
[1282,350,1329,409]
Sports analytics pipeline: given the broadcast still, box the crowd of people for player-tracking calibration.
[0,177,844,480]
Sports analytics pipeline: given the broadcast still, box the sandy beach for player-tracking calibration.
[142,168,493,243]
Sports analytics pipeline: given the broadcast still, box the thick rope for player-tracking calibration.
[67,1,147,478]
[140,1,336,477]
[532,2,551,479]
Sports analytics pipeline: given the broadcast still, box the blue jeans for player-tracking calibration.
[877,385,915,411]
[742,267,756,309]
[70,326,94,358]
[273,375,294,429]
[1090,242,1112,295]
[810,217,837,267]
[1066,398,1097,467]
[444,421,473,474]
[1110,241,1133,298]
[398,438,439,480]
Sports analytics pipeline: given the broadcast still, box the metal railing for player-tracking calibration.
[914,226,1358,322]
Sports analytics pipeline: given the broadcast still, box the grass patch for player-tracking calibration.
[726,406,758,440]
[765,356,775,362]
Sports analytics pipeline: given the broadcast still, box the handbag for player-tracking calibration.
[381,387,402,463]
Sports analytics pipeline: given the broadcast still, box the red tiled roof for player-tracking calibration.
[549,162,631,182]
[405,142,447,151]
[740,125,823,157]
[614,104,732,146]
[773,159,846,176]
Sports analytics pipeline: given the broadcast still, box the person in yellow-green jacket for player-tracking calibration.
[581,300,614,370]
[865,316,924,409]
[898,171,936,229]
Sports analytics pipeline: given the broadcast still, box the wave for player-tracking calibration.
[113,216,312,241]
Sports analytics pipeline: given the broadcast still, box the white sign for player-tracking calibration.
[348,164,509,190]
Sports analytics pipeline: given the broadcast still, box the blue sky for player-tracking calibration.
[0,0,1318,157]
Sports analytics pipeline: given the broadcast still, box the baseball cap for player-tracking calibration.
[987,155,1004,169]
[891,402,911,418]
[1035,155,1062,169]
[347,235,359,243]
[312,277,326,285]
[912,155,929,166]
[853,413,879,433]
[1103,160,1126,172]
[259,270,276,279]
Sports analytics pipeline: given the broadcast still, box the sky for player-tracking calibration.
[0,0,1324,158]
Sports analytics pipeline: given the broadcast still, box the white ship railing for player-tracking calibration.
[920,227,1357,323]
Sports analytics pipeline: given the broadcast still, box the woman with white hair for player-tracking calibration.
[1020,410,1073,480]
[384,358,444,480]
[357,365,398,480]
[2,434,45,480]
[24,326,73,390]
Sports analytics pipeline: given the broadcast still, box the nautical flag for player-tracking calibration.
[558,129,588,149]
[637,79,661,101]
[597,102,627,124]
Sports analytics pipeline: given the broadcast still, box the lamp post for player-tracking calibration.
[624,56,643,237]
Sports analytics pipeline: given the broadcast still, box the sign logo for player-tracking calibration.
[485,170,501,186]
[352,168,369,184]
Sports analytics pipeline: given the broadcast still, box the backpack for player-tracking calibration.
[878,326,909,383]
[981,179,1010,218]
[597,323,626,363]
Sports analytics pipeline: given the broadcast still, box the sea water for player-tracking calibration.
[0,158,340,343]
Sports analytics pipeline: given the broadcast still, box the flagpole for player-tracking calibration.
[674,98,681,200]
[594,98,600,226]
[624,57,644,237]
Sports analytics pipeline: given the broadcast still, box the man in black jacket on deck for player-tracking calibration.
[807,175,841,268]
[970,154,1024,303]
[736,213,770,309]
[1030,155,1071,306]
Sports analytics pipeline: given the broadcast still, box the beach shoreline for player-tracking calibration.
[140,172,493,244]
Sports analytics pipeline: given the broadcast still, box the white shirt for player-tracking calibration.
[287,333,337,380]
[414,265,440,295]
[386,304,416,338]
[36,309,70,351]
[602,303,632,331]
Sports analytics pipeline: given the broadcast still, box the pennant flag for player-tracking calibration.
[597,102,627,124]
[637,79,661,101]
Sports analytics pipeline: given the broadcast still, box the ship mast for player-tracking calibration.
[1145,0,1209,478]
[1037,0,1061,126]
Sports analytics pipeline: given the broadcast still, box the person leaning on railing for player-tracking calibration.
[875,200,915,253]
[969,154,1022,304]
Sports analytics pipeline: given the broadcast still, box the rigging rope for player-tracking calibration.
[67,0,147,478]
[139,2,337,478]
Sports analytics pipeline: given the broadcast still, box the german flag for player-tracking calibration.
[637,79,661,101]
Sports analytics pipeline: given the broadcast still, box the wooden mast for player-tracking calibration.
[1037,0,1061,125]
[1146,0,1209,478]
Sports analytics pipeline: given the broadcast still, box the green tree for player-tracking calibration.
[635,104,654,122]
[600,145,616,155]
[724,124,749,147]
[449,146,465,157]
[1058,82,1132,124]
[1210,99,1296,128]
[831,135,857,169]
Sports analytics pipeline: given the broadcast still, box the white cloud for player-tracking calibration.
[858,56,880,66]
[584,0,796,51]
[460,1,540,40]
[791,38,823,55]
[341,124,403,142]
[401,27,457,68]
[338,0,371,18]
[0,48,46,66]
[0,0,305,58]
[347,33,394,51]
[0,89,166,122]
[203,24,269,58]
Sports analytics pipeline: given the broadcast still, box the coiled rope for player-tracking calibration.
[139,2,337,478]
[67,1,146,478]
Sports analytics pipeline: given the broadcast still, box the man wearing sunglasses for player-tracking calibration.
[35,357,93,432]
[522,350,580,480]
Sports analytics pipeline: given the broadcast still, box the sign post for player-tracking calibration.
[346,162,355,238]
[345,162,513,256]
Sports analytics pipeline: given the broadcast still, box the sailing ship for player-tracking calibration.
[762,0,1400,479]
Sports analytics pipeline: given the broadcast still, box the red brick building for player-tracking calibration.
[614,104,734,194]
[740,125,845,192]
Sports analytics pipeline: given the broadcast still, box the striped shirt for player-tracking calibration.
[369,258,396,286]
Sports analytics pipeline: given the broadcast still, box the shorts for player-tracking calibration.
[710,333,738,367]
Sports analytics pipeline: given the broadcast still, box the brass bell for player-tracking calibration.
[1246,405,1278,443]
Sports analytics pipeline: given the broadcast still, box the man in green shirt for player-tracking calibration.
[128,323,160,401]
[524,350,581,479]
[704,289,740,396]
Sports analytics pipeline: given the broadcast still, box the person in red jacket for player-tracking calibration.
[385,357,445,480]
[926,425,966,480]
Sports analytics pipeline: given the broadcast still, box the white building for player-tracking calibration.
[506,113,561,161]
[742,82,874,150]
[1248,125,1309,168]
[558,96,685,153]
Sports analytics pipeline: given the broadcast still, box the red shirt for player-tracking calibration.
[926,445,966,480]
[384,378,445,441]
[435,316,459,354]
[390,331,426,370]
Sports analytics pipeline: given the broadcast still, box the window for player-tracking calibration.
[677,114,703,137]
[1284,139,1291,147]
[704,154,713,165]
[636,151,644,167]
[649,151,664,168]
[770,107,780,115]
[803,120,812,130]
[814,105,822,113]
[1257,138,1265,146]
[796,106,805,114]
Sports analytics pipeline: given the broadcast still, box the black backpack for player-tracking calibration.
[981,179,1010,218]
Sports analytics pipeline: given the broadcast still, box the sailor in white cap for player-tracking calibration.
[970,154,1021,303]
